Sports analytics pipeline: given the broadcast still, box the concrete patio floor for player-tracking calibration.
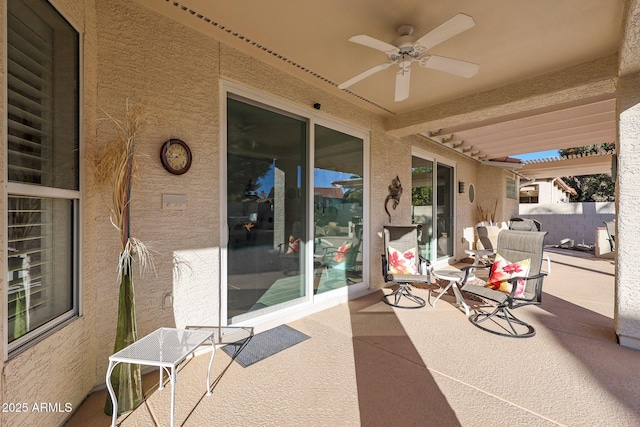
[65,248,640,426]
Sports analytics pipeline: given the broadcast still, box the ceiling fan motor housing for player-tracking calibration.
[393,34,418,54]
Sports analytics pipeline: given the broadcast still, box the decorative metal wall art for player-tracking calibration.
[385,175,403,223]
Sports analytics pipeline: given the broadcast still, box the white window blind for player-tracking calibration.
[7,5,53,186]
[6,0,79,354]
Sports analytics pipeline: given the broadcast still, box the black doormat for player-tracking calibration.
[221,324,310,368]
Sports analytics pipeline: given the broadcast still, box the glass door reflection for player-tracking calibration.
[411,155,454,262]
[411,157,433,260]
[436,163,453,258]
[226,97,307,323]
[313,125,364,293]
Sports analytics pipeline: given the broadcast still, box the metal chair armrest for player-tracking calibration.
[418,255,431,281]
[460,264,492,284]
[381,254,390,281]
[506,272,548,301]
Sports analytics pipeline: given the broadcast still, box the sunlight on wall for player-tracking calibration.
[172,248,220,329]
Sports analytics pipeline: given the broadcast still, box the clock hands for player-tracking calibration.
[160,139,191,175]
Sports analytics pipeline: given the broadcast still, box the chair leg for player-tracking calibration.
[383,283,426,309]
[469,305,535,338]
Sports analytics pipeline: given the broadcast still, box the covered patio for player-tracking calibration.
[4,1,640,426]
[67,248,640,426]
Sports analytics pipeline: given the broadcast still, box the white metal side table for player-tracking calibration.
[106,327,215,427]
[431,269,475,315]
[464,249,496,266]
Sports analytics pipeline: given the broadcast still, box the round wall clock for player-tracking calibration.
[160,139,192,175]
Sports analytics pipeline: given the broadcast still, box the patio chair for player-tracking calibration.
[381,225,431,308]
[508,217,541,232]
[465,224,500,266]
[476,224,501,250]
[460,229,548,337]
[318,224,363,272]
[604,220,615,251]
[509,218,551,273]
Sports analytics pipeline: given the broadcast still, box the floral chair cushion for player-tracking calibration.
[485,253,531,297]
[286,235,301,254]
[387,246,418,275]
[334,241,352,263]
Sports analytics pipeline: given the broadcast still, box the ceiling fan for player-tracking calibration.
[338,13,479,102]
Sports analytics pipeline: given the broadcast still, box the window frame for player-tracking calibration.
[4,0,82,359]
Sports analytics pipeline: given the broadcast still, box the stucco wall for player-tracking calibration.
[93,0,223,385]
[475,165,520,226]
[616,68,640,349]
[0,0,99,426]
[519,202,615,245]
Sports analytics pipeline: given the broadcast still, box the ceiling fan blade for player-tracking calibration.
[349,35,399,54]
[338,63,391,89]
[395,67,411,102]
[420,55,479,78]
[415,13,475,51]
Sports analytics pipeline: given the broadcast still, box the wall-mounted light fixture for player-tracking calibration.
[458,181,465,193]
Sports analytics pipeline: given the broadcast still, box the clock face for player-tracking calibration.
[161,139,192,175]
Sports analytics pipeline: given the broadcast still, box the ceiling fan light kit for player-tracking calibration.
[338,13,479,102]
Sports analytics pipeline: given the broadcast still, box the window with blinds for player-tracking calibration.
[7,6,53,186]
[7,0,79,353]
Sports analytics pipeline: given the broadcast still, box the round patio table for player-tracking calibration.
[431,269,475,316]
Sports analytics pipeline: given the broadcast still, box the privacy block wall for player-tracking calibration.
[519,202,615,246]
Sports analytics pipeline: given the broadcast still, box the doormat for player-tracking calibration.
[221,324,310,368]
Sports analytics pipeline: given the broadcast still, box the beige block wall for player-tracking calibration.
[0,0,99,426]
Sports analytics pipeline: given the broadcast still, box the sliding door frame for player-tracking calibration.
[220,80,369,327]
[411,147,457,266]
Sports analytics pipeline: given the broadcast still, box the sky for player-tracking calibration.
[511,149,561,161]
[253,151,561,195]
[255,166,357,195]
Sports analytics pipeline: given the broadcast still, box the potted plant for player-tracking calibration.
[93,100,156,416]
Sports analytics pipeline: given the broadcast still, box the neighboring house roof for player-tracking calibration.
[519,177,578,198]
[314,187,344,199]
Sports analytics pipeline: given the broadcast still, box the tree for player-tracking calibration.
[412,185,433,206]
[560,143,615,202]
[411,166,433,206]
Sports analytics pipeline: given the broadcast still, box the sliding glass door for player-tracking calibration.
[224,92,368,325]
[226,97,307,323]
[436,163,454,258]
[313,125,364,293]
[411,154,454,262]
[410,157,433,260]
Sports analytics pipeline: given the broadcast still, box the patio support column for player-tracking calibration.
[615,0,640,350]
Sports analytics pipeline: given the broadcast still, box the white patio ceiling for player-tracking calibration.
[519,151,615,180]
[421,94,616,164]
[140,0,625,177]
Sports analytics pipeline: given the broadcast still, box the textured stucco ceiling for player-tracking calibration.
[137,0,626,172]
